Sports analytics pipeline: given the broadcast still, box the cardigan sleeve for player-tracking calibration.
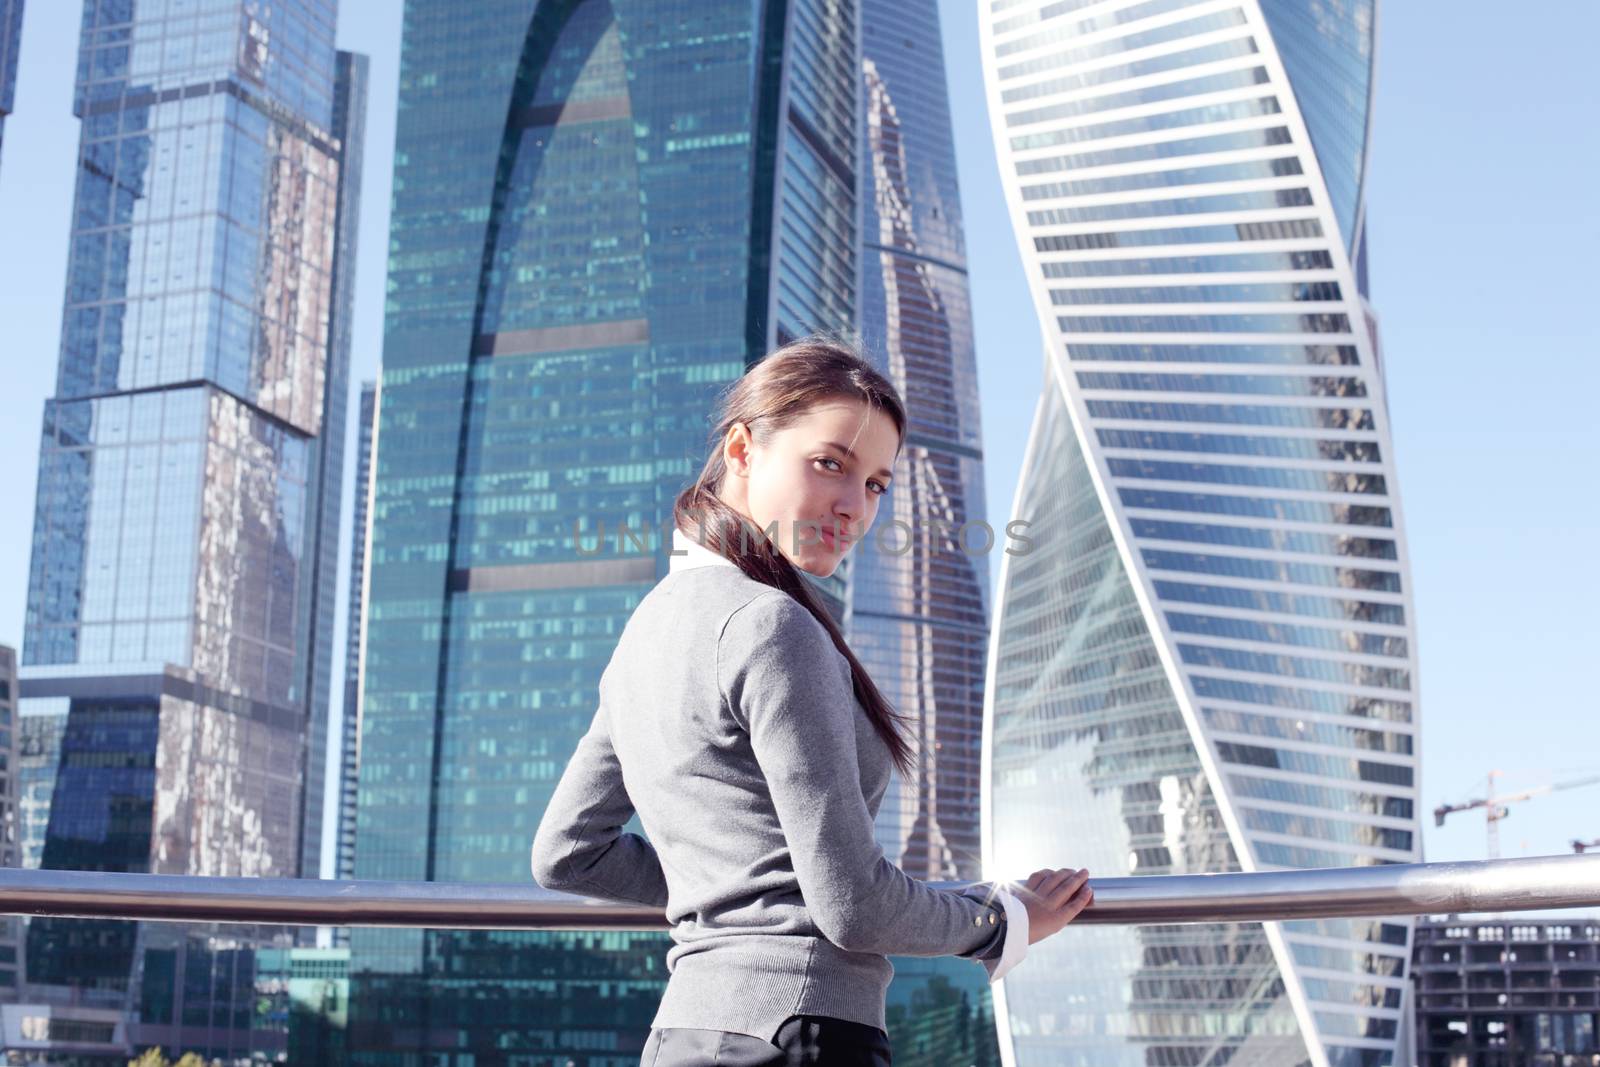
[968,883,1029,982]
[529,685,670,908]
[718,590,1014,961]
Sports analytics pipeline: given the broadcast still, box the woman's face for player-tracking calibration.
[717,396,899,579]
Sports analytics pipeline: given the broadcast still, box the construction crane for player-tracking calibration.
[1433,770,1600,859]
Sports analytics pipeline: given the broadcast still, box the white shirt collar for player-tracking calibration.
[669,524,739,574]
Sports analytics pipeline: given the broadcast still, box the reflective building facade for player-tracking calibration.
[978,2,1419,1065]
[12,0,365,1056]
[855,2,1003,1062]
[304,47,368,884]
[0,645,19,994]
[0,0,18,171]
[15,702,65,874]
[335,378,378,895]
[857,0,991,888]
[253,945,351,1061]
[351,0,859,1060]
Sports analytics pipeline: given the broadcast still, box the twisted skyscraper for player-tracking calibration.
[978,2,1419,1065]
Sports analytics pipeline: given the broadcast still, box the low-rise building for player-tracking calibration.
[1413,914,1600,1065]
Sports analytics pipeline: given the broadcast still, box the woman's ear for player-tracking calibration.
[723,421,753,477]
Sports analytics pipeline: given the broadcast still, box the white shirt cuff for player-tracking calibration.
[980,884,1028,983]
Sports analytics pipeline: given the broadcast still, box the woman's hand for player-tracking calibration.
[1015,867,1094,945]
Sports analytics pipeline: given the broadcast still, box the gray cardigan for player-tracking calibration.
[530,533,1023,1042]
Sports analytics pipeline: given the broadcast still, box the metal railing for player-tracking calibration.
[2,853,1597,929]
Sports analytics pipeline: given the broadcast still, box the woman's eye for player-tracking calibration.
[818,457,887,495]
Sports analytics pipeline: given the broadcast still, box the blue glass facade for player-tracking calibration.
[981,1,1418,1064]
[1257,0,1375,256]
[302,46,369,885]
[354,0,999,1060]
[0,645,19,995]
[12,0,364,1055]
[16,701,66,874]
[0,0,19,171]
[773,0,858,343]
[857,0,990,884]
[854,2,1003,1061]
[350,1,856,1060]
[336,378,378,896]
[251,945,351,1060]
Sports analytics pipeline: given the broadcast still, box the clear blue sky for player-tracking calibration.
[0,2,1594,883]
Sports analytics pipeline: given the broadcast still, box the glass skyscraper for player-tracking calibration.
[0,0,19,171]
[353,0,1005,1062]
[350,0,859,1060]
[977,2,1419,1066]
[336,377,377,896]
[855,1,1003,1062]
[0,645,19,995]
[15,702,64,873]
[303,46,368,885]
[12,0,365,1057]
[858,0,990,890]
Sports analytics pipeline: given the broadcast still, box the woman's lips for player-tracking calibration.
[820,526,850,550]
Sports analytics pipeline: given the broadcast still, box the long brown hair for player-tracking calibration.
[673,333,918,778]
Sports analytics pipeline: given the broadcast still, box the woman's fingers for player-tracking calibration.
[1045,868,1090,909]
[1015,868,1095,944]
[1033,868,1074,900]
[1017,870,1081,895]
[1018,867,1090,906]
[1063,882,1094,918]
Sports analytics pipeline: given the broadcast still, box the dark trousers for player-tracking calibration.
[640,1014,892,1066]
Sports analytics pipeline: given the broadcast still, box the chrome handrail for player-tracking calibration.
[2,853,1596,929]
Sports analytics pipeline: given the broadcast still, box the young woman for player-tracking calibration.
[531,336,1093,1066]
